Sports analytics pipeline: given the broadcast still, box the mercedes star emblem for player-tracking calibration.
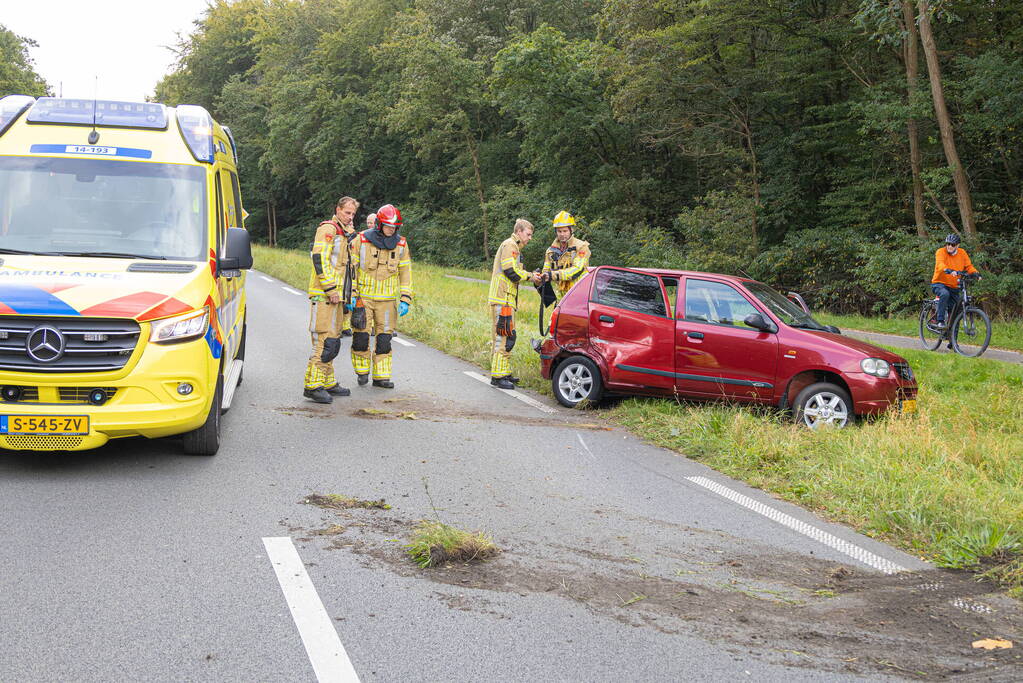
[26,326,66,363]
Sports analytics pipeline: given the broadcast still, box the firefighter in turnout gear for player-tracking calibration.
[542,211,590,298]
[304,197,359,403]
[488,219,541,390]
[350,204,413,388]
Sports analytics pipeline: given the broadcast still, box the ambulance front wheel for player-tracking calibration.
[183,373,222,456]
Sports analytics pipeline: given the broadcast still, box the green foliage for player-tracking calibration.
[155,0,1023,316]
[0,25,49,97]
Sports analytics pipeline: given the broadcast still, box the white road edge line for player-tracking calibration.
[282,286,305,296]
[260,275,274,282]
[463,371,557,414]
[392,337,415,347]
[576,433,596,460]
[262,537,361,683]
[685,476,907,575]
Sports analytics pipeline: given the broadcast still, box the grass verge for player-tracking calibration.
[256,246,1022,594]
[405,520,499,568]
[816,311,1023,353]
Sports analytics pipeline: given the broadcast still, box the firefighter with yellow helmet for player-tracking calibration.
[304,196,359,404]
[488,219,540,390]
[349,204,413,388]
[542,211,590,297]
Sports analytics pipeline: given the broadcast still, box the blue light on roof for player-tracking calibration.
[0,95,36,136]
[26,98,168,129]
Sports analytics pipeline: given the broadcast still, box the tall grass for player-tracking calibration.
[254,245,1023,593]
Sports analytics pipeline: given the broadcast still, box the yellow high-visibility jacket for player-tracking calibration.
[542,236,590,297]
[307,218,354,298]
[488,234,533,308]
[352,231,413,302]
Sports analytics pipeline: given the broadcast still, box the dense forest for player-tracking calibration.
[7,2,1023,316]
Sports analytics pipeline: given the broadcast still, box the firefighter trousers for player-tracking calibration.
[305,299,343,389]
[490,303,517,378]
[351,298,398,380]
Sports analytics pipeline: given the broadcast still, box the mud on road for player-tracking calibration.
[289,503,1023,680]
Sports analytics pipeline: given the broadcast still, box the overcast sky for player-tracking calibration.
[3,0,212,102]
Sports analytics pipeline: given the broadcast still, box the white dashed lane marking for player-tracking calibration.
[263,537,361,683]
[282,286,304,296]
[260,275,274,282]
[686,476,907,575]
[392,337,415,347]
[463,371,557,414]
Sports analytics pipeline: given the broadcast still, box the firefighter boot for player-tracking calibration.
[357,374,369,386]
[326,384,351,397]
[303,387,333,404]
[372,379,395,389]
[490,377,515,390]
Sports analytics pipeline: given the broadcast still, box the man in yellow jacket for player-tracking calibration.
[488,219,540,389]
[542,210,590,298]
[350,204,413,388]
[931,233,980,329]
[304,197,359,403]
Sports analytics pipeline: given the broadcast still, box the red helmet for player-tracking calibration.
[376,204,402,229]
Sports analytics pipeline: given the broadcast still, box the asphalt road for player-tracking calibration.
[1,272,1020,682]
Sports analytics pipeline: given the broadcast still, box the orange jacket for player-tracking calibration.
[932,247,978,288]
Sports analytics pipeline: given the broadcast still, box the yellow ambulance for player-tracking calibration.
[0,95,252,455]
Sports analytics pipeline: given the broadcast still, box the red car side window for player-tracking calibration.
[685,279,760,326]
[591,269,668,317]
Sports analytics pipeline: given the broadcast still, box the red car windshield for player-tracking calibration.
[744,281,829,331]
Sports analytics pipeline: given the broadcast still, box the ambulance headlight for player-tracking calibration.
[150,307,210,344]
[176,104,215,163]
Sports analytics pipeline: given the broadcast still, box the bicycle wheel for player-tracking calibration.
[951,307,991,357]
[918,301,943,351]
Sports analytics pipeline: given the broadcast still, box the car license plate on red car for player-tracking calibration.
[0,415,89,435]
[900,399,918,414]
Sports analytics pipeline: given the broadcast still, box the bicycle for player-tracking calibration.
[918,271,991,357]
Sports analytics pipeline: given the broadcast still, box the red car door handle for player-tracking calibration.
[598,315,615,323]
[686,331,705,339]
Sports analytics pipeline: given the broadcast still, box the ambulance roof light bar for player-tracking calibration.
[176,104,215,164]
[0,95,36,137]
[26,98,167,129]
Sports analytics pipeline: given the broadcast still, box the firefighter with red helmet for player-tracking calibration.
[304,196,359,403]
[542,211,590,298]
[488,219,540,389]
[349,204,413,388]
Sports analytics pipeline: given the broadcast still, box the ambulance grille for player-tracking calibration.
[1,434,84,450]
[58,387,118,403]
[0,316,140,372]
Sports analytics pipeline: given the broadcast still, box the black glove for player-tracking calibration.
[495,306,514,337]
[351,298,367,330]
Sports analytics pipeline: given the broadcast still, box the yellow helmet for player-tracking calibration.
[552,210,576,228]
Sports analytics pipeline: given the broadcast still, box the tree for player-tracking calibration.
[917,0,977,238]
[0,25,49,97]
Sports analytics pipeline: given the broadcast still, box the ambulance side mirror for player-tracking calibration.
[218,227,253,277]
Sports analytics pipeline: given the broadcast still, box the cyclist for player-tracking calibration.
[931,233,980,329]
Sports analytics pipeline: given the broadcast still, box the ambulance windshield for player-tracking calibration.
[0,157,206,261]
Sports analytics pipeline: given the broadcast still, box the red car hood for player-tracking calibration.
[800,330,908,363]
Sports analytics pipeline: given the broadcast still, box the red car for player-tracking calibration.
[535,266,918,428]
